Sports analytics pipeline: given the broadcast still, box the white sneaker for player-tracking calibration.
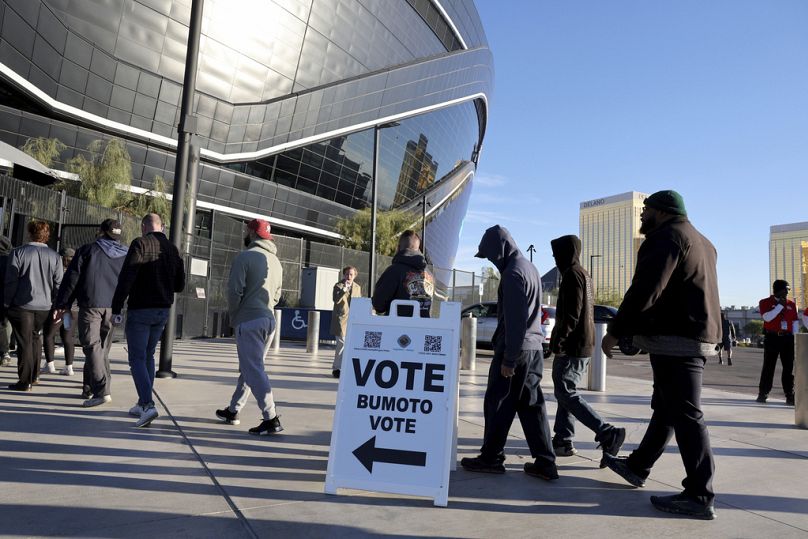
[83,395,112,408]
[42,361,57,374]
[135,406,159,428]
[128,404,145,417]
[60,365,74,376]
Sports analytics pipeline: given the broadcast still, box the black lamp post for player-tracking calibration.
[526,244,536,263]
[157,0,205,379]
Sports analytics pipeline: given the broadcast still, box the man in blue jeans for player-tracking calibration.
[112,214,185,428]
[549,235,625,461]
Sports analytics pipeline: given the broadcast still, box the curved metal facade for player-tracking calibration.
[0,0,492,270]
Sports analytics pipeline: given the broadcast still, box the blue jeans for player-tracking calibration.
[552,355,608,444]
[125,308,169,407]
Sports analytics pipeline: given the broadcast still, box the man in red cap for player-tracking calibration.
[216,218,285,435]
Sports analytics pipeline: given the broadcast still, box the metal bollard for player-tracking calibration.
[273,309,282,352]
[306,310,320,353]
[460,314,477,370]
[796,334,808,428]
[587,322,607,391]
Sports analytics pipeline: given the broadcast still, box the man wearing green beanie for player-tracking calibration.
[599,189,721,520]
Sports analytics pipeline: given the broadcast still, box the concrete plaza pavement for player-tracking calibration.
[1,339,807,538]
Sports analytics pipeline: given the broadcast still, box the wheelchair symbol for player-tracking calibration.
[291,310,308,330]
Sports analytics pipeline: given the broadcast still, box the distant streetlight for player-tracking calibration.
[526,244,536,263]
[590,254,602,294]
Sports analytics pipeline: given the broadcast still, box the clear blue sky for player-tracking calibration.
[455,0,808,308]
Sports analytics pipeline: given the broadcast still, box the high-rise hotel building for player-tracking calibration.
[579,191,648,298]
[770,222,808,308]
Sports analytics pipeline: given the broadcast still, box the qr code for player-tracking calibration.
[363,331,382,349]
[424,335,442,353]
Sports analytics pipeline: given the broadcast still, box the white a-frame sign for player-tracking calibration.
[325,298,461,507]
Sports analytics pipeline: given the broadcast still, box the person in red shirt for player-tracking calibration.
[757,280,799,405]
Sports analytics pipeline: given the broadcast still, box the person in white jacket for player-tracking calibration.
[215,219,284,435]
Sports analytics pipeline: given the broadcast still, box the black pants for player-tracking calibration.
[480,347,555,467]
[7,307,50,386]
[627,354,715,504]
[758,333,794,397]
[43,309,76,366]
[0,315,9,354]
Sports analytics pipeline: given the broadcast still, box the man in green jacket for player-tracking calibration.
[216,219,284,435]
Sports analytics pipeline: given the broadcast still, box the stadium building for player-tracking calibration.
[0,0,493,333]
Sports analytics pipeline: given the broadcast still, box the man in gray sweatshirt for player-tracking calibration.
[216,218,284,435]
[5,221,62,391]
[460,225,557,480]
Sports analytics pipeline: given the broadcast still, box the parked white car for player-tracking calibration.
[461,301,555,357]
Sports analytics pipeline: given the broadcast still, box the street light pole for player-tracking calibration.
[157,0,204,379]
[526,244,536,263]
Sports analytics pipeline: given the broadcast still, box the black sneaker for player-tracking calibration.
[7,382,31,391]
[785,394,795,406]
[597,427,626,468]
[249,416,283,436]
[524,461,559,481]
[553,441,577,457]
[215,407,240,425]
[756,394,767,403]
[601,453,646,487]
[727,359,733,366]
[332,369,340,378]
[650,493,716,520]
[460,455,506,474]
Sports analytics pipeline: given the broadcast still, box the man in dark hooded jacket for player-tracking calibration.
[600,190,720,520]
[460,225,557,480]
[53,219,128,407]
[549,235,626,461]
[372,230,434,318]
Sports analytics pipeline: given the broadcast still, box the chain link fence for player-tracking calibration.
[0,173,499,337]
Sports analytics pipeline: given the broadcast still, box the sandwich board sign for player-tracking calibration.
[325,298,461,507]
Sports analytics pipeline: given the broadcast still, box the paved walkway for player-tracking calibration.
[1,340,806,538]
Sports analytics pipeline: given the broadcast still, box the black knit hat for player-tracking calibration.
[644,190,687,216]
[99,218,122,240]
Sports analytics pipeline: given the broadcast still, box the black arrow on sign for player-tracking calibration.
[352,436,427,473]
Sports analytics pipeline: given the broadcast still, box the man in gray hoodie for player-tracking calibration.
[460,225,557,480]
[216,218,284,435]
[53,219,128,407]
[5,221,62,391]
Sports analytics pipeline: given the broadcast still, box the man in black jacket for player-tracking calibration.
[461,225,556,480]
[112,214,185,428]
[601,190,720,520]
[549,235,625,460]
[53,219,128,407]
[372,230,434,318]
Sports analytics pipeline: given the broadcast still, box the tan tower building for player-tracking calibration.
[769,222,808,308]
[579,191,648,300]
